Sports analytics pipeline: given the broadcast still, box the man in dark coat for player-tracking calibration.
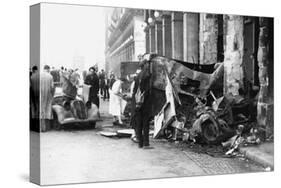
[99,69,106,97]
[84,67,100,108]
[134,61,153,149]
[103,75,110,100]
[109,72,116,90]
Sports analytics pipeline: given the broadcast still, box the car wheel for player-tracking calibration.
[201,119,220,144]
[88,121,96,129]
[52,112,61,130]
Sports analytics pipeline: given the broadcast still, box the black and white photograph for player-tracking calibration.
[28,1,274,186]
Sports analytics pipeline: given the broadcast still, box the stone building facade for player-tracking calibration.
[105,8,146,77]
[142,10,274,137]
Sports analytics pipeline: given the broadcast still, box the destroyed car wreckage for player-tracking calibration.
[142,54,258,145]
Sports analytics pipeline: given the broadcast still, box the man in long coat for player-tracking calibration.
[30,66,40,132]
[40,65,55,132]
[84,67,100,108]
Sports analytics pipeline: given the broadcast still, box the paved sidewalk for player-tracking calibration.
[239,142,274,169]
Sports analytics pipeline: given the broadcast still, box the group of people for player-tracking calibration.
[30,65,55,132]
[30,64,116,132]
[30,60,153,149]
[108,60,153,149]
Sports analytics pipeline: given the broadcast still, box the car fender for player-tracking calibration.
[52,105,74,124]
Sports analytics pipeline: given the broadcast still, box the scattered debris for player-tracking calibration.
[225,136,245,156]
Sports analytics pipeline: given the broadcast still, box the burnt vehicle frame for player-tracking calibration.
[142,54,257,144]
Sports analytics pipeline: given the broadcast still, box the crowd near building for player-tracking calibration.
[105,8,273,137]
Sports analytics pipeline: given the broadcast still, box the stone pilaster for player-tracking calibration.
[257,17,274,137]
[145,28,150,53]
[171,12,183,60]
[183,13,199,63]
[223,15,244,95]
[149,25,156,53]
[155,21,163,55]
[199,13,218,64]
[162,14,172,58]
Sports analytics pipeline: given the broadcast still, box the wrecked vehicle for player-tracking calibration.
[52,85,100,129]
[142,54,257,144]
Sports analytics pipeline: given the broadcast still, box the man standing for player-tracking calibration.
[99,69,106,98]
[134,61,153,149]
[84,67,100,108]
[40,65,55,132]
[109,72,116,90]
[30,66,40,132]
[103,74,110,100]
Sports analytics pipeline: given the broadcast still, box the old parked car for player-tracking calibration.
[52,85,100,129]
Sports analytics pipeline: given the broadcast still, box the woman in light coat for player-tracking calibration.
[109,78,126,125]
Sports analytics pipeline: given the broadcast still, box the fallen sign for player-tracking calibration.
[98,131,118,137]
[99,129,154,138]
[116,129,135,137]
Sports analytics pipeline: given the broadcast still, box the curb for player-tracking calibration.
[238,147,274,169]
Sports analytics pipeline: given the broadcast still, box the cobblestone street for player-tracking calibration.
[38,99,265,185]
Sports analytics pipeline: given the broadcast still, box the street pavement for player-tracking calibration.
[37,98,266,185]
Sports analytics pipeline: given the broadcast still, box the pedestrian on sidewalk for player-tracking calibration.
[135,60,153,149]
[30,65,40,132]
[84,66,100,108]
[103,74,110,100]
[99,69,106,98]
[109,72,116,90]
[109,77,126,125]
[40,65,55,132]
[129,70,141,143]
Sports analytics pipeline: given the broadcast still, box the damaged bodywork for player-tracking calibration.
[142,54,258,145]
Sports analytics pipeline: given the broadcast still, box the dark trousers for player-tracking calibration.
[135,110,150,147]
[100,85,104,96]
[103,86,109,99]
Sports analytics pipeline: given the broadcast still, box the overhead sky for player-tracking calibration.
[40,3,112,71]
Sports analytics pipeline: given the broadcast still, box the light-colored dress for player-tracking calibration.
[40,71,54,119]
[109,80,126,116]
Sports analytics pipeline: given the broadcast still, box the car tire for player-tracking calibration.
[52,112,61,130]
[88,121,96,129]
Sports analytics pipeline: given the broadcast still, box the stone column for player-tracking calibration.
[223,15,244,95]
[171,12,183,60]
[199,14,218,64]
[162,14,172,58]
[257,17,274,138]
[155,21,163,55]
[144,10,150,54]
[145,28,150,53]
[149,25,156,53]
[183,13,199,63]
